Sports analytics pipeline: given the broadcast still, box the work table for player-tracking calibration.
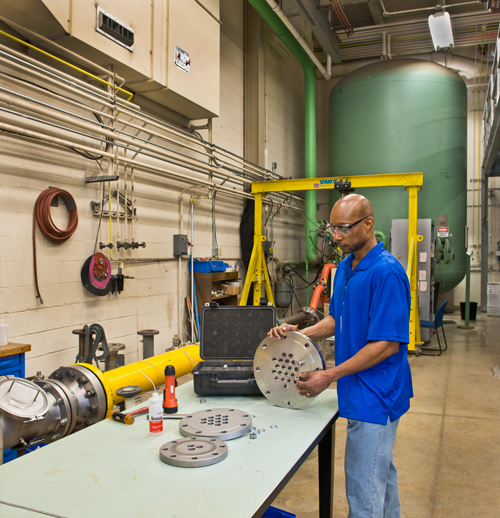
[0,382,339,517]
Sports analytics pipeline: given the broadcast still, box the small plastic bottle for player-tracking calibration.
[0,322,9,346]
[149,392,163,436]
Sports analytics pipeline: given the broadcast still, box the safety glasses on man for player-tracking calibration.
[328,216,369,237]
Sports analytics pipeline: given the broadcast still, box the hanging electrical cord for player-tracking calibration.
[33,187,78,303]
[288,264,323,289]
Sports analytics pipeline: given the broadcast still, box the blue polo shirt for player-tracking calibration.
[329,242,413,425]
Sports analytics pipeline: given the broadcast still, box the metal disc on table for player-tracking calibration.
[159,436,228,468]
[178,408,252,440]
[253,330,325,409]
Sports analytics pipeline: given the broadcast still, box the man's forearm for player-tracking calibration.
[327,340,400,382]
[302,315,335,341]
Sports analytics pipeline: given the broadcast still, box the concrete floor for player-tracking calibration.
[270,312,500,518]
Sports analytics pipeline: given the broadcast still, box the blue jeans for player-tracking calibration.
[344,418,400,518]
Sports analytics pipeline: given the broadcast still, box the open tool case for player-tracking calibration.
[192,302,276,396]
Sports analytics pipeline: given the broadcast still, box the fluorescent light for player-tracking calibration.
[428,11,454,51]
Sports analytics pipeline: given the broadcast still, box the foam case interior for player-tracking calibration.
[200,305,276,360]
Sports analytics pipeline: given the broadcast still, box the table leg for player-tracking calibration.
[318,420,335,518]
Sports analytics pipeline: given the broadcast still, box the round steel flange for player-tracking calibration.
[49,365,107,431]
[178,408,252,440]
[253,330,325,409]
[35,379,76,438]
[159,437,228,468]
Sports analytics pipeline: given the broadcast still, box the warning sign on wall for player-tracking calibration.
[437,227,449,238]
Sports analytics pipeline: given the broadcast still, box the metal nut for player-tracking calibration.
[200,398,206,404]
[249,433,258,440]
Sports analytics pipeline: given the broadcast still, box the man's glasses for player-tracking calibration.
[327,216,369,237]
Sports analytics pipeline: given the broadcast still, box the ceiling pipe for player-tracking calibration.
[326,50,487,79]
[248,0,322,270]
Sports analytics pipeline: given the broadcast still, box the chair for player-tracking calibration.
[418,300,448,356]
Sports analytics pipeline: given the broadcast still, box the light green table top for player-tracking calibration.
[0,384,338,518]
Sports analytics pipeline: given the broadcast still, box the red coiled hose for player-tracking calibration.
[33,187,78,303]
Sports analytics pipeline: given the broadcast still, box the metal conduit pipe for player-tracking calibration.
[0,44,275,181]
[0,118,302,214]
[0,17,127,84]
[0,43,123,104]
[0,104,253,189]
[0,94,254,187]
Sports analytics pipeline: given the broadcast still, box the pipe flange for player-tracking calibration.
[49,365,107,431]
[35,379,76,439]
[298,306,318,323]
[159,437,228,468]
[254,331,325,409]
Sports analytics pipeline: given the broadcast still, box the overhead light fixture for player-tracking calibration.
[428,10,454,51]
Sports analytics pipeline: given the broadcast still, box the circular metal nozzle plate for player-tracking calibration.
[179,408,252,440]
[253,330,325,409]
[159,437,228,468]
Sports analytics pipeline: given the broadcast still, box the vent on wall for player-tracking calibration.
[96,7,134,50]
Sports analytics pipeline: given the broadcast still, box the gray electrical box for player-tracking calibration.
[391,219,435,342]
[173,234,188,256]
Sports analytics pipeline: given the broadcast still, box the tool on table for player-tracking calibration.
[126,406,149,417]
[163,365,178,414]
[111,412,135,425]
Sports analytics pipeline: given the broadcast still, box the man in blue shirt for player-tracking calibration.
[269,194,412,518]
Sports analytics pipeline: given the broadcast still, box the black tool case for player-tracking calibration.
[192,302,276,396]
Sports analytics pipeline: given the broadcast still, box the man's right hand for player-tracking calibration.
[267,323,297,340]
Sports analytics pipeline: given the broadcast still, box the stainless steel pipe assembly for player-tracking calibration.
[0,346,201,464]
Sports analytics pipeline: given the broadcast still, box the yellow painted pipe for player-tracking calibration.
[77,345,202,412]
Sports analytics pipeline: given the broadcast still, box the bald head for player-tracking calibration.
[331,194,374,222]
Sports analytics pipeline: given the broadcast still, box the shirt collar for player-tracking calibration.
[344,241,384,273]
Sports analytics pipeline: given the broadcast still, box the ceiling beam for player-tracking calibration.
[292,0,342,62]
[367,0,384,25]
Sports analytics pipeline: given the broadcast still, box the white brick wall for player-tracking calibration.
[0,0,318,377]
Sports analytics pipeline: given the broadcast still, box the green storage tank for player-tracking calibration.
[329,59,467,292]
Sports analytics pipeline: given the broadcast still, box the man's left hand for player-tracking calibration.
[296,369,337,398]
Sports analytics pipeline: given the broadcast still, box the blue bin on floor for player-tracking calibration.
[262,506,296,518]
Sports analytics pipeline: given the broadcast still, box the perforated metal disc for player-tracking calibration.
[159,437,228,468]
[179,408,252,440]
[253,331,325,409]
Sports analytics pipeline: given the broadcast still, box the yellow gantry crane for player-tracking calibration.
[240,172,423,352]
